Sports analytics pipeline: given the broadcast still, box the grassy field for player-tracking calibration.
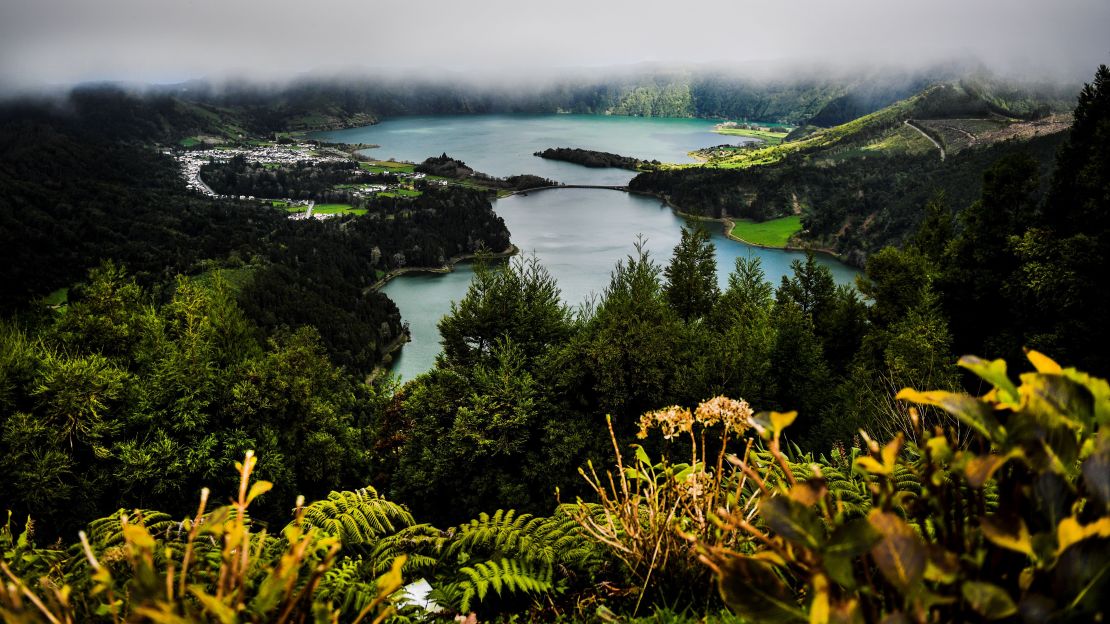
[675,88,935,170]
[313,203,368,216]
[178,136,201,148]
[275,200,368,216]
[378,189,422,199]
[730,216,802,247]
[714,126,790,145]
[360,160,416,174]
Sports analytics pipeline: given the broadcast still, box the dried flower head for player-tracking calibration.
[694,396,753,435]
[638,406,694,440]
[679,470,713,501]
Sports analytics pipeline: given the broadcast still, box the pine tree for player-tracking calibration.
[664,223,719,322]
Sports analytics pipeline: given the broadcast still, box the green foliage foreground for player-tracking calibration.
[0,452,602,622]
[693,350,1109,623]
[4,351,1106,622]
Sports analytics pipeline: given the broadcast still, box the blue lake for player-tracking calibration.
[317,115,859,381]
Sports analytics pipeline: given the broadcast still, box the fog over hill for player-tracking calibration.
[1,0,1107,91]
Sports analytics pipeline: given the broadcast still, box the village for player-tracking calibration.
[167,144,439,219]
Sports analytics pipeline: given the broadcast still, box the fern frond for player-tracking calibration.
[367,523,442,578]
[455,559,553,613]
[315,557,379,617]
[299,486,415,547]
[84,508,177,549]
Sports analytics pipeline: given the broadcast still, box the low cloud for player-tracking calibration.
[1,0,1107,90]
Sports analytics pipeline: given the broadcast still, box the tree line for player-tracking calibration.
[200,155,398,202]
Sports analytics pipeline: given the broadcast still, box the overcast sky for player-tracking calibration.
[1,0,1107,90]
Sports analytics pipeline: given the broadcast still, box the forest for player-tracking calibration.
[0,103,512,372]
[630,131,1066,262]
[627,78,1076,262]
[0,65,1108,622]
[414,154,557,192]
[534,147,657,171]
[200,156,399,203]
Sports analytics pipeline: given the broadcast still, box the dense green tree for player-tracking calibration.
[849,239,956,440]
[1010,64,1110,374]
[224,326,369,520]
[776,253,836,318]
[704,256,777,406]
[53,261,148,359]
[911,191,955,265]
[939,153,1041,363]
[819,285,869,375]
[881,286,955,393]
[663,223,719,322]
[1043,64,1110,237]
[856,247,933,329]
[776,253,864,375]
[767,298,831,442]
[0,265,377,537]
[577,241,684,425]
[392,338,564,524]
[438,255,572,369]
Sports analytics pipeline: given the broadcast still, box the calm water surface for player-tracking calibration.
[313,114,751,185]
[319,115,859,381]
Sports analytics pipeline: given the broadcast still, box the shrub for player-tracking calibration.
[697,350,1109,623]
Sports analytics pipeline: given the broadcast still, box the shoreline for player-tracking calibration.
[368,329,413,383]
[364,244,520,293]
[628,189,852,264]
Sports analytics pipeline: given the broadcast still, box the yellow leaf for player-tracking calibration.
[1019,567,1035,592]
[809,573,830,624]
[122,524,156,552]
[378,555,407,597]
[133,607,194,624]
[1057,516,1110,555]
[923,544,959,584]
[980,515,1035,558]
[772,411,798,435]
[896,389,1006,441]
[246,480,273,505]
[1026,349,1062,374]
[828,598,863,624]
[926,436,952,463]
[881,435,903,469]
[961,450,1021,488]
[789,480,827,506]
[867,510,925,590]
[854,456,890,476]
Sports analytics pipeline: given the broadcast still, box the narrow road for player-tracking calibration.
[193,171,218,196]
[905,120,945,161]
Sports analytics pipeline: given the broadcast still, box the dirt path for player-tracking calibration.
[905,120,946,161]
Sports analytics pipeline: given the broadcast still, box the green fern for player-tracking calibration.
[367,523,442,578]
[429,507,601,614]
[298,486,415,547]
[83,508,178,549]
[315,556,380,617]
[457,559,553,613]
[1,512,65,579]
[441,507,598,569]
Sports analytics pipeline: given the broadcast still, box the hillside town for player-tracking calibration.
[167,145,439,219]
[168,144,348,198]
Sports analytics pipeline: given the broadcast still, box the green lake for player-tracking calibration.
[314,115,860,381]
